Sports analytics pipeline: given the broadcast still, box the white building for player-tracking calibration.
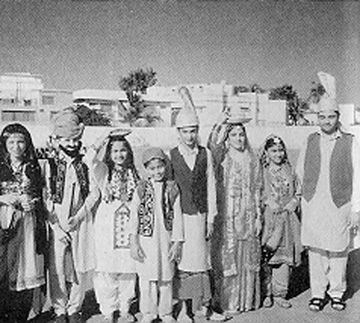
[0,73,72,123]
[73,82,287,127]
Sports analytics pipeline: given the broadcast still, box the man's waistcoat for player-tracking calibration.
[302,132,353,208]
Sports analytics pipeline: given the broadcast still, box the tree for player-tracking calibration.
[119,68,161,127]
[269,84,301,125]
[76,104,111,126]
[307,82,326,105]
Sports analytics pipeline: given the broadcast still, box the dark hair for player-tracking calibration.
[261,135,289,167]
[103,135,139,181]
[0,123,38,163]
[0,123,42,186]
[224,122,248,149]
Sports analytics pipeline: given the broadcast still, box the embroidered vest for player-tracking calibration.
[170,146,208,214]
[303,132,353,208]
[137,179,179,237]
[48,155,90,204]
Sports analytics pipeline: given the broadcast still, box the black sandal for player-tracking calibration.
[308,298,325,312]
[330,297,346,311]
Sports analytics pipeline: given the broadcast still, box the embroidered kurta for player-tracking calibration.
[171,143,216,272]
[130,180,184,281]
[260,163,302,266]
[44,151,95,273]
[0,164,45,291]
[296,130,360,252]
[208,125,261,312]
[92,166,137,273]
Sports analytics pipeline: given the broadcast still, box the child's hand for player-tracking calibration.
[349,212,360,229]
[206,222,214,240]
[0,193,19,207]
[130,240,146,263]
[169,241,182,262]
[53,224,71,246]
[267,199,280,213]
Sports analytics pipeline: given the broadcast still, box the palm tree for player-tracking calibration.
[119,68,161,127]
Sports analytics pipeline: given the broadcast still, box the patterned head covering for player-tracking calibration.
[259,134,289,167]
[0,123,38,164]
[52,107,85,139]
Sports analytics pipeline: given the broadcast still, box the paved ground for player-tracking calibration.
[30,249,360,323]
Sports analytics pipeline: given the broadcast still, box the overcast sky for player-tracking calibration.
[0,0,359,105]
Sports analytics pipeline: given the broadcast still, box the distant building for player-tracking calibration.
[73,82,287,127]
[0,73,72,124]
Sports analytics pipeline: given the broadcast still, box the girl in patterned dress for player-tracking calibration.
[259,135,302,309]
[86,130,140,323]
[0,123,46,323]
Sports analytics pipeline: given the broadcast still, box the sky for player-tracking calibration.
[0,0,359,105]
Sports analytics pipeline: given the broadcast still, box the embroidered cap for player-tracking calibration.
[52,107,84,139]
[142,147,166,166]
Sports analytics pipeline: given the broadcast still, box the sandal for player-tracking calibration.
[330,297,346,311]
[274,297,292,309]
[263,296,274,308]
[308,298,325,312]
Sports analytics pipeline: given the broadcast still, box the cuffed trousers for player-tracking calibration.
[94,272,136,317]
[139,276,172,319]
[308,247,348,299]
[264,263,289,298]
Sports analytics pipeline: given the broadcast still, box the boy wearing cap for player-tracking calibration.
[169,88,225,322]
[296,73,360,312]
[44,107,95,323]
[129,147,184,323]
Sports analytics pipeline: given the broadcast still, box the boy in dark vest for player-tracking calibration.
[170,87,226,323]
[296,72,360,312]
[130,147,184,323]
[44,107,95,323]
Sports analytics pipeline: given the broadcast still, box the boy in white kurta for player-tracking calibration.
[296,72,360,312]
[130,147,184,323]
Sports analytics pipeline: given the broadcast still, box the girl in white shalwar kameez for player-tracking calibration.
[86,131,140,323]
[130,147,184,323]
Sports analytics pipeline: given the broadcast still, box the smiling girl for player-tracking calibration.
[259,135,302,309]
[88,131,140,323]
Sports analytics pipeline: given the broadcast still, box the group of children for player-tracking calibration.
[40,100,306,323]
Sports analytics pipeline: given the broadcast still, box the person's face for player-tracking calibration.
[266,143,285,166]
[318,110,339,135]
[110,141,128,167]
[146,158,166,182]
[6,133,27,160]
[57,137,80,151]
[178,126,198,148]
[227,126,246,152]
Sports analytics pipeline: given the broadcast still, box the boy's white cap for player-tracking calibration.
[316,71,339,113]
[176,108,199,128]
[175,86,199,128]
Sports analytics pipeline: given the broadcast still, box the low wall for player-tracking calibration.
[1,122,360,173]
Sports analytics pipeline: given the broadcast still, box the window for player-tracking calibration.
[42,95,55,105]
[2,111,35,122]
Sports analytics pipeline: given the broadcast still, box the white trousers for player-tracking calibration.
[94,272,136,316]
[308,247,348,299]
[139,276,172,319]
[49,235,89,316]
